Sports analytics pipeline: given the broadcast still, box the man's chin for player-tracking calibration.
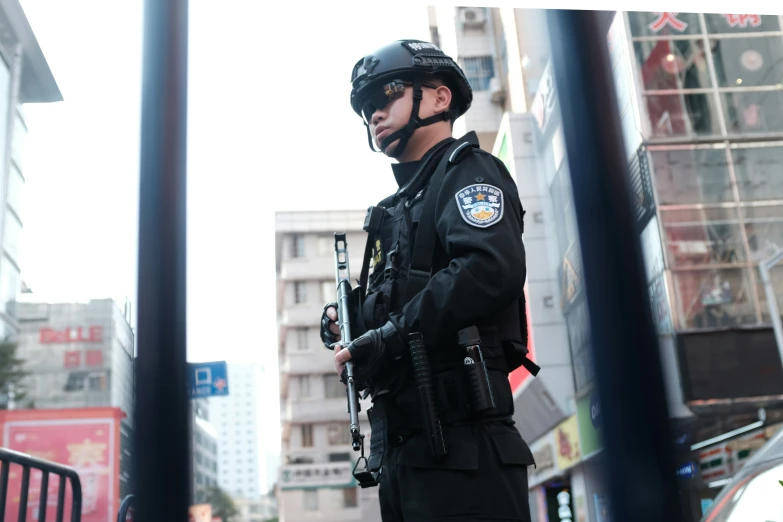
[380,139,400,158]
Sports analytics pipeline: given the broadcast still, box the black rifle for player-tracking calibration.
[334,232,379,487]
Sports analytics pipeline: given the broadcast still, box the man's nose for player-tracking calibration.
[371,109,385,126]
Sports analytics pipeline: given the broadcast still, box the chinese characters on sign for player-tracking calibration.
[646,12,763,33]
[648,12,689,32]
[279,462,356,489]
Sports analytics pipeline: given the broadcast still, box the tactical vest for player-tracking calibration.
[354,135,539,383]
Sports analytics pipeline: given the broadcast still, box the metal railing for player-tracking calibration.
[0,447,82,522]
[117,494,135,522]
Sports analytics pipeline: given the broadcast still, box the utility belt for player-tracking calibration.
[364,350,514,473]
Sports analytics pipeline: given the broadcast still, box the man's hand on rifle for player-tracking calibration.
[320,302,342,349]
[333,321,406,383]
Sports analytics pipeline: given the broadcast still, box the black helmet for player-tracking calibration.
[350,40,473,158]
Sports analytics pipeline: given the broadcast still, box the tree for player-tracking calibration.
[203,486,239,522]
[0,339,31,410]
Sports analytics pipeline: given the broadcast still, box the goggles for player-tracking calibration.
[361,79,437,123]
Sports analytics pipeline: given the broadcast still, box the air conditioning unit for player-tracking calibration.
[459,7,487,29]
[488,76,506,105]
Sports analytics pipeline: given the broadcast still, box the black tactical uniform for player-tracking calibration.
[321,40,540,522]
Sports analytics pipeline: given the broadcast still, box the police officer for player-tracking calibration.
[320,39,539,521]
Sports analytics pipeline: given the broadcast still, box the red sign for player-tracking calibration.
[509,283,536,395]
[722,14,761,28]
[64,351,81,368]
[648,12,689,33]
[40,326,103,344]
[2,416,117,522]
[86,350,103,367]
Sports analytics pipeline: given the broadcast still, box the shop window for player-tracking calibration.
[628,12,702,38]
[634,39,712,92]
[722,91,783,134]
[650,148,732,205]
[342,487,358,508]
[733,146,783,201]
[710,36,783,88]
[660,208,746,267]
[671,268,757,329]
[304,490,318,511]
[644,93,722,138]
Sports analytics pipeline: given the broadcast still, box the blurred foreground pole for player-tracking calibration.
[135,0,190,521]
[545,10,683,522]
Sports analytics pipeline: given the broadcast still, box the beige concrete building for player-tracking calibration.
[275,210,382,522]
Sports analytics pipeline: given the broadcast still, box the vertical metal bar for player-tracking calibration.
[38,471,49,522]
[17,466,29,522]
[545,9,683,522]
[68,475,82,522]
[136,0,190,521]
[0,461,9,516]
[55,475,65,522]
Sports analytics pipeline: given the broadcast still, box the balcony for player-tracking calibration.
[281,352,334,376]
[280,305,322,328]
[284,398,347,424]
[278,256,335,281]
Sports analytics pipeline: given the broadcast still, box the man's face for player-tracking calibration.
[361,79,446,157]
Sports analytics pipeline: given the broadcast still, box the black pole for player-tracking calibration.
[545,10,683,522]
[135,0,190,521]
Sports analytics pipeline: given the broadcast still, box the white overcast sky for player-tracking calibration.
[14,0,431,478]
[17,0,431,361]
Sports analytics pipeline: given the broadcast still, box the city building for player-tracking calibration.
[429,7,783,521]
[233,495,278,522]
[275,210,381,522]
[14,298,135,416]
[209,363,265,499]
[191,397,219,504]
[0,0,62,341]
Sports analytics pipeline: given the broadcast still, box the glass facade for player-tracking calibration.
[627,12,783,331]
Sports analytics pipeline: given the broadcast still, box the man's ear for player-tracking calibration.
[434,85,453,113]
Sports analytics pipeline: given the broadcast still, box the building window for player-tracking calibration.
[304,490,318,511]
[301,424,314,447]
[321,280,335,304]
[296,328,309,351]
[324,374,345,399]
[299,375,312,399]
[293,281,307,304]
[342,487,358,508]
[291,234,305,258]
[460,55,495,91]
[328,452,351,462]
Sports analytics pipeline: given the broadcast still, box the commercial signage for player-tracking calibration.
[576,392,602,457]
[675,462,698,479]
[1,409,124,522]
[279,461,356,490]
[528,430,558,488]
[40,326,103,344]
[531,62,557,132]
[555,415,582,470]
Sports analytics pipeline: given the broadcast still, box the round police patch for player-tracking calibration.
[454,183,504,228]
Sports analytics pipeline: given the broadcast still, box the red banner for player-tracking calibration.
[3,418,116,522]
[509,283,536,395]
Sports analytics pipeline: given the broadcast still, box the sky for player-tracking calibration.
[13,0,431,494]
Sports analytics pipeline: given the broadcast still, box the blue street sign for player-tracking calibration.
[188,361,229,399]
[675,461,697,480]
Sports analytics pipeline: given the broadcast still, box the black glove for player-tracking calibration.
[320,302,339,349]
[340,320,405,383]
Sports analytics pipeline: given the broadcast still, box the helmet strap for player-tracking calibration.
[365,77,455,158]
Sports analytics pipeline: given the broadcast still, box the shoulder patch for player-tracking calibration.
[454,183,504,228]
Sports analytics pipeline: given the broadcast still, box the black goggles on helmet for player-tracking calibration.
[360,79,437,123]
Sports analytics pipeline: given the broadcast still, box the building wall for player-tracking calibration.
[210,363,264,499]
[276,211,381,522]
[192,398,219,504]
[15,299,135,415]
